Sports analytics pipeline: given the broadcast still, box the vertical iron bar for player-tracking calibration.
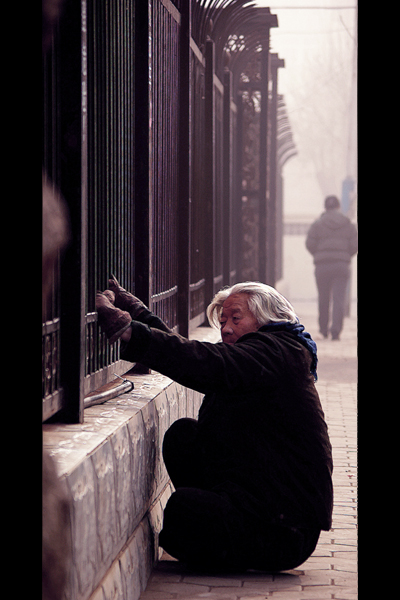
[214,82,223,293]
[235,92,244,283]
[269,55,284,288]
[258,36,270,285]
[223,68,232,287]
[204,38,215,309]
[134,0,151,308]
[276,172,283,282]
[177,0,191,337]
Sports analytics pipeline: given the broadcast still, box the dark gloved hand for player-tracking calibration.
[107,275,149,319]
[95,291,132,344]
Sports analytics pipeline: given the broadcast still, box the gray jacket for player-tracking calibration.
[306,210,357,264]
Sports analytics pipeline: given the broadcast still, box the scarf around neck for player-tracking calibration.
[259,320,318,381]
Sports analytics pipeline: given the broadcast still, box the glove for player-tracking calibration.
[95,291,132,344]
[107,275,148,319]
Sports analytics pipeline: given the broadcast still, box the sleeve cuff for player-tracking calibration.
[120,320,153,362]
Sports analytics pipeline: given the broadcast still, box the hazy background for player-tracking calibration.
[255,0,357,302]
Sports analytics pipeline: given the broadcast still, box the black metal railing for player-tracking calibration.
[85,0,136,395]
[42,0,293,423]
[150,0,181,331]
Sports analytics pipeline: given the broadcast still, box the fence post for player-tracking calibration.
[177,0,192,338]
[204,38,215,308]
[58,0,87,423]
[129,0,152,375]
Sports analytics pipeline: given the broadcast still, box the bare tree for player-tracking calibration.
[286,29,354,198]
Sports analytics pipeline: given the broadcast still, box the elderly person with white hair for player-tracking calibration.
[96,279,333,573]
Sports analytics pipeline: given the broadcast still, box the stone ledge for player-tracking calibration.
[43,376,204,600]
[42,326,219,600]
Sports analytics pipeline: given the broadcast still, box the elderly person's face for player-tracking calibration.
[220,293,259,344]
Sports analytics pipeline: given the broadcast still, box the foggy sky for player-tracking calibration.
[254,0,357,218]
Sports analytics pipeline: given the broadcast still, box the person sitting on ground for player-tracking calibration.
[96,279,333,572]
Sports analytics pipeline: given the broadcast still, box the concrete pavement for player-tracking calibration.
[139,300,357,600]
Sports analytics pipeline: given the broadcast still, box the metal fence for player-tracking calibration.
[149,0,181,330]
[42,0,291,423]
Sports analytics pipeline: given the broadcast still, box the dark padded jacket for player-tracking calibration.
[121,312,333,531]
[306,209,358,264]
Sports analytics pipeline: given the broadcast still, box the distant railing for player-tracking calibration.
[284,222,311,236]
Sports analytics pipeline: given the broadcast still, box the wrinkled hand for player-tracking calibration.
[107,275,148,319]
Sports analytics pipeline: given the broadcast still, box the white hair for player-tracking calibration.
[206,281,298,329]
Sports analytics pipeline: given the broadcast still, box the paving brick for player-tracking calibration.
[181,595,242,600]
[215,588,268,598]
[242,573,302,594]
[270,590,333,599]
[330,588,357,600]
[330,571,358,586]
[140,592,175,599]
[235,595,268,600]
[184,576,243,587]
[300,556,333,570]
[145,581,212,595]
[332,551,357,560]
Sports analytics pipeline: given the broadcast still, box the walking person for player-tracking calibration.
[306,195,357,340]
[96,279,333,572]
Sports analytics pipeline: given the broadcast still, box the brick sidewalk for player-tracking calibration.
[140,301,357,600]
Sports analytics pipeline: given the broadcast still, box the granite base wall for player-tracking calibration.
[43,374,204,600]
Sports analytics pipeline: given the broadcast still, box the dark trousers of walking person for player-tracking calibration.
[315,262,350,340]
[159,418,320,572]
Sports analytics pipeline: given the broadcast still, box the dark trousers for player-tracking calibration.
[159,418,320,572]
[315,262,350,339]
